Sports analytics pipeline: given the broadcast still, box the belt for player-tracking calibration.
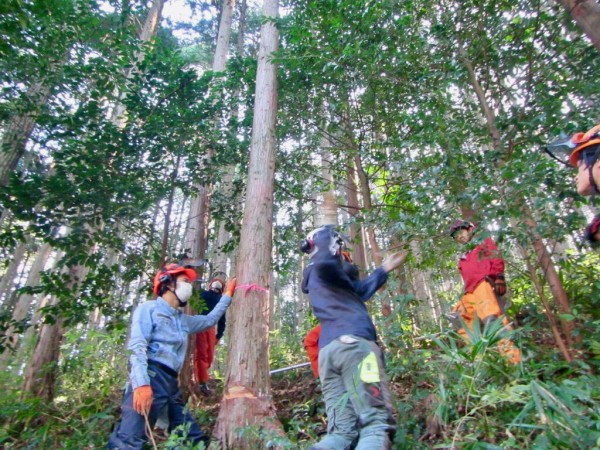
[148,360,178,378]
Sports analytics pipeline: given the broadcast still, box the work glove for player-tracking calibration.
[494,274,507,297]
[133,385,153,415]
[224,277,237,297]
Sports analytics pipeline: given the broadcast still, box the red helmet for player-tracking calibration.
[153,263,197,296]
[449,220,474,237]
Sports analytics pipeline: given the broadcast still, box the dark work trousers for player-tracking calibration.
[108,361,208,449]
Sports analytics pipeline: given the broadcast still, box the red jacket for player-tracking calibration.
[458,237,504,293]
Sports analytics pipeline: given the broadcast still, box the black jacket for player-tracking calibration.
[302,249,388,349]
[200,289,226,340]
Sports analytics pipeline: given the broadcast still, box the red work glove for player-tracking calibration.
[133,385,153,415]
[494,274,507,297]
[224,277,237,298]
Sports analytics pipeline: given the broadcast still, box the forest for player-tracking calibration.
[0,0,599,448]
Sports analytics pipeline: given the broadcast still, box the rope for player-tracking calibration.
[143,410,158,450]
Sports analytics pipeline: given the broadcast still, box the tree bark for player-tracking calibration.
[316,131,339,227]
[22,263,85,401]
[0,80,53,186]
[345,155,367,271]
[0,242,53,369]
[516,242,572,362]
[0,240,29,311]
[110,0,166,126]
[354,155,383,266]
[556,0,600,52]
[214,0,284,446]
[22,316,65,401]
[211,0,238,277]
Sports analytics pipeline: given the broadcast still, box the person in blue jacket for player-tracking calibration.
[108,263,235,449]
[300,226,407,450]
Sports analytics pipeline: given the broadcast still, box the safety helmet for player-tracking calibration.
[209,278,225,293]
[449,220,474,237]
[153,263,197,296]
[569,125,600,167]
[299,225,344,258]
[544,124,600,167]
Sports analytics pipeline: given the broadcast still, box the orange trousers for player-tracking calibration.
[194,327,217,383]
[304,324,321,378]
[452,281,521,364]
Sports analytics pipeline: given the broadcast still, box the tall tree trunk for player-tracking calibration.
[340,107,381,267]
[111,0,166,126]
[316,131,338,227]
[22,316,65,401]
[22,263,85,401]
[556,0,600,52]
[0,242,53,370]
[0,240,29,310]
[345,155,367,270]
[516,242,572,362]
[181,0,237,399]
[184,0,234,265]
[210,0,238,276]
[214,0,284,446]
[160,160,179,265]
[0,81,53,186]
[354,155,383,266]
[237,0,247,56]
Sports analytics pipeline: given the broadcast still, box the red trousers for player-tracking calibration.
[194,327,217,383]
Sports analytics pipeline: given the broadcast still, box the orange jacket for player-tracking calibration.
[304,324,321,378]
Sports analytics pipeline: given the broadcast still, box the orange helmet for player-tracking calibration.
[544,124,600,167]
[153,263,197,296]
[568,124,600,167]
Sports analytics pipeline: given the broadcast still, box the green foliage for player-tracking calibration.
[0,327,126,448]
[383,320,600,449]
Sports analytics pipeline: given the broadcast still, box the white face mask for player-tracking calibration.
[175,281,193,306]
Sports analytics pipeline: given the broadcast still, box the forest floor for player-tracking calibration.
[151,368,429,449]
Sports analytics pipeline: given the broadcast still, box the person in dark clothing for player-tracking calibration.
[300,225,407,450]
[194,278,227,396]
[303,251,359,379]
